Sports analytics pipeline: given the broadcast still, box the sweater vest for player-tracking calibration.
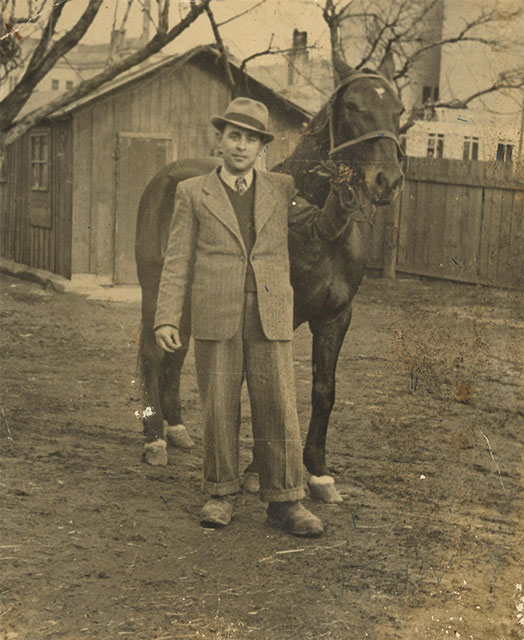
[220,176,257,292]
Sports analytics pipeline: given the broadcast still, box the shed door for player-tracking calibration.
[114,133,172,284]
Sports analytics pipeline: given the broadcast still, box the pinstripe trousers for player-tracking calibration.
[194,292,305,503]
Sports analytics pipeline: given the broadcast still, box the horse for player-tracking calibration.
[135,54,404,503]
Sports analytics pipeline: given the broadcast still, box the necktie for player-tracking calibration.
[235,177,247,195]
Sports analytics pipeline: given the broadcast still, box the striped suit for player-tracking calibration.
[155,167,295,340]
[154,166,305,501]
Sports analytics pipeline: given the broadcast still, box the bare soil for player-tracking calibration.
[1,271,523,640]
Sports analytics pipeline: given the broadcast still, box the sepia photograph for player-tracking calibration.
[1,1,523,638]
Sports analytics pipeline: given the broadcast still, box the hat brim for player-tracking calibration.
[211,115,274,144]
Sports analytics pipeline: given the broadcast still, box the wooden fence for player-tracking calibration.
[370,158,524,290]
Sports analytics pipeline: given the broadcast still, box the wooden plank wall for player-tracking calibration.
[393,158,524,289]
[1,138,28,266]
[0,121,72,277]
[70,61,233,278]
[367,158,524,290]
[69,58,306,280]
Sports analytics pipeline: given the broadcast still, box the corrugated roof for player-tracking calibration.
[51,45,312,120]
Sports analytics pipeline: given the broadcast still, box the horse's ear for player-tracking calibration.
[378,51,395,82]
[332,50,353,85]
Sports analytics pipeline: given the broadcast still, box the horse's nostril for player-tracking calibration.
[376,172,388,189]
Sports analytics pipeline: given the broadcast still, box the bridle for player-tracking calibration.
[325,71,404,161]
[308,71,405,222]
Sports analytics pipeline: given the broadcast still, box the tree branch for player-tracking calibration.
[216,0,266,28]
[1,0,103,132]
[24,0,69,72]
[238,40,317,75]
[398,71,524,134]
[1,0,213,144]
[393,34,499,82]
[205,4,235,95]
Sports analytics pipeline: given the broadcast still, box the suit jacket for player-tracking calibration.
[154,167,298,341]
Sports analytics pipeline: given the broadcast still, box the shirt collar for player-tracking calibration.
[219,165,254,191]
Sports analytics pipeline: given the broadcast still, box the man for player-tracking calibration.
[155,97,341,538]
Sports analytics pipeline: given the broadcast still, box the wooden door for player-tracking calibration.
[114,132,172,284]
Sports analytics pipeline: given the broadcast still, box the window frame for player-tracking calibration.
[427,133,445,159]
[463,136,479,161]
[30,131,50,192]
[496,142,514,163]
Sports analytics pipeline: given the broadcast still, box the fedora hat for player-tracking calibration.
[211,97,274,143]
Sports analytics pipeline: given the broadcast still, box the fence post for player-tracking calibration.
[382,197,400,278]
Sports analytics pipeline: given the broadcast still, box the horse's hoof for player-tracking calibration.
[165,424,194,449]
[143,439,168,465]
[243,472,260,494]
[308,475,343,503]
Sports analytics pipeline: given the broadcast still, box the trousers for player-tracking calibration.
[193,292,305,502]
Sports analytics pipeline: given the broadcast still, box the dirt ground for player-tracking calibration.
[1,270,523,640]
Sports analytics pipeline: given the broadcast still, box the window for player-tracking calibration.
[51,79,59,91]
[496,143,513,163]
[427,133,444,158]
[66,80,74,90]
[422,86,439,103]
[30,132,49,191]
[463,136,479,160]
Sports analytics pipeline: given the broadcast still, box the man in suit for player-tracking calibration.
[155,97,341,537]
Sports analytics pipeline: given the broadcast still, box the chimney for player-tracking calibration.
[109,29,125,61]
[288,29,308,86]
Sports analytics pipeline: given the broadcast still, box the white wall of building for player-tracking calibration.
[406,110,521,161]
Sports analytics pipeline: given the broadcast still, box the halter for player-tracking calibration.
[326,72,404,160]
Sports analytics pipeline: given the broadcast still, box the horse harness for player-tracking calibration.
[326,71,404,160]
[311,71,404,224]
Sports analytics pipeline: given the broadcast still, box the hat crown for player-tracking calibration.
[223,97,269,131]
[211,97,274,143]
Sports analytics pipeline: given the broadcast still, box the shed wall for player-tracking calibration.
[71,58,306,280]
[0,120,72,277]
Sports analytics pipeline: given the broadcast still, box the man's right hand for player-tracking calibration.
[155,325,182,352]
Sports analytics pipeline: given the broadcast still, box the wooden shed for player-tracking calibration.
[0,46,311,284]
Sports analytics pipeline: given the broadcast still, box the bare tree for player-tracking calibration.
[321,0,524,130]
[0,0,212,146]
[205,4,319,99]
[323,0,354,85]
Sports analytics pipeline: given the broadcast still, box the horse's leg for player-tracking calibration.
[161,308,194,449]
[138,281,169,465]
[140,326,169,465]
[305,307,352,503]
[243,461,260,493]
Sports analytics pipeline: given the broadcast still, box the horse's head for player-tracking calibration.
[310,53,405,206]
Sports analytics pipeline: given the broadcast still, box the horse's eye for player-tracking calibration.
[344,102,358,111]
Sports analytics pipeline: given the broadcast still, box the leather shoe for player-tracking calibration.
[199,495,236,528]
[267,501,324,538]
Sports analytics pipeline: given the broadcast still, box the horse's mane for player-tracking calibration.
[304,68,380,140]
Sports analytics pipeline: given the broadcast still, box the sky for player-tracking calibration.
[50,0,334,61]
[10,0,524,120]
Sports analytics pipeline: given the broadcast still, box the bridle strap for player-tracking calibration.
[329,128,404,159]
[327,72,404,160]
